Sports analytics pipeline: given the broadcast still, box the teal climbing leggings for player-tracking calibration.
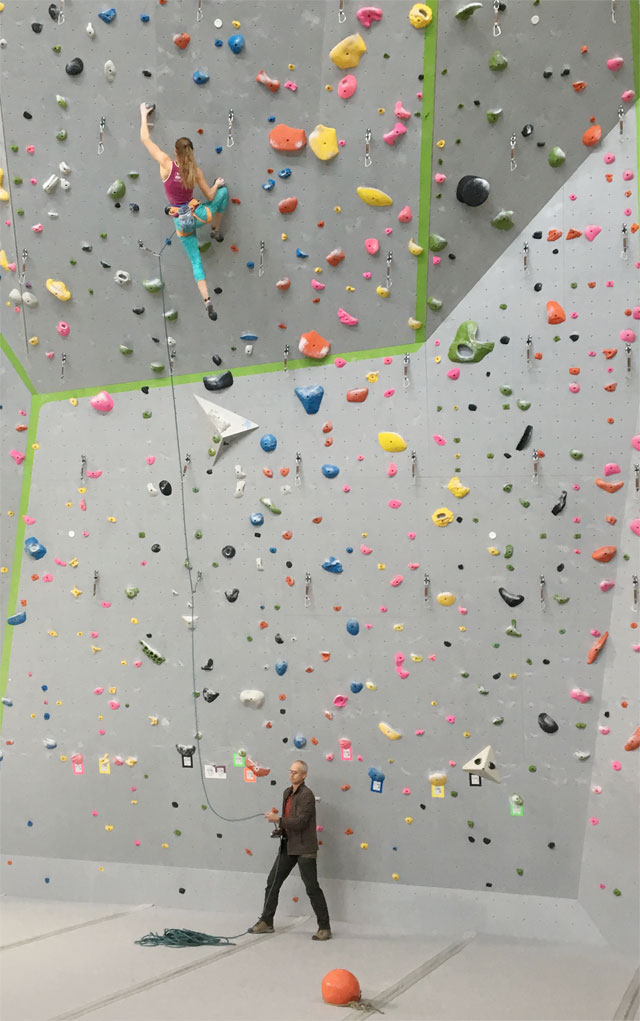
[176,186,228,282]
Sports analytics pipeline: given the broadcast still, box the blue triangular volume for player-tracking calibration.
[295,385,324,414]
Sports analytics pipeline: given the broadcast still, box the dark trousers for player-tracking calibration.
[261,843,330,929]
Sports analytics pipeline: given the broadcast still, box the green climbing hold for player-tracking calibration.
[427,296,443,310]
[499,385,512,396]
[516,399,531,410]
[194,530,203,539]
[576,722,587,729]
[486,108,503,124]
[569,449,583,460]
[142,411,152,419]
[163,308,178,321]
[128,171,140,179]
[56,95,68,107]
[477,685,489,695]
[456,1,483,18]
[260,497,282,514]
[56,129,68,141]
[467,820,474,828]
[503,484,512,493]
[528,765,536,772]
[506,618,522,637]
[519,499,530,508]
[107,178,126,200]
[516,868,524,876]
[489,51,508,71]
[150,362,165,373]
[492,716,504,725]
[548,146,566,167]
[448,320,494,363]
[428,233,448,252]
[125,586,139,599]
[553,594,570,604]
[491,210,515,230]
[142,278,164,293]
[120,345,133,355]
[139,638,165,664]
[613,889,621,897]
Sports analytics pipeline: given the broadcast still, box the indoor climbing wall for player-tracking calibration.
[1,0,638,954]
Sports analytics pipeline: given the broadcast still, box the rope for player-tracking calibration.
[135,926,241,947]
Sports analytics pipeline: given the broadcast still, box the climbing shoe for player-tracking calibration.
[204,299,217,322]
[210,229,224,242]
[249,920,274,934]
[312,928,332,941]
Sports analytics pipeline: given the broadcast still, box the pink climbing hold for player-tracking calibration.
[356,6,383,27]
[390,575,403,587]
[402,787,411,794]
[612,761,622,771]
[432,256,441,265]
[569,382,580,393]
[10,450,25,465]
[603,152,615,164]
[333,695,348,707]
[622,169,634,181]
[446,715,455,724]
[362,271,372,279]
[388,499,402,509]
[42,573,53,582]
[632,435,640,451]
[434,173,446,183]
[603,462,621,476]
[387,462,397,476]
[365,238,380,254]
[584,224,602,241]
[384,227,393,235]
[311,279,325,291]
[338,74,357,99]
[337,308,359,326]
[432,434,446,445]
[408,562,419,570]
[397,205,412,223]
[571,688,591,704]
[383,122,407,145]
[606,56,624,71]
[620,329,635,343]
[622,90,635,102]
[90,391,114,413]
[633,307,640,320]
[447,367,460,380]
[146,455,156,465]
[395,653,405,664]
[394,100,411,119]
[87,469,102,478]
[590,818,599,826]
[360,544,372,554]
[23,515,36,524]
[283,80,298,91]
[629,518,640,537]
[384,388,395,397]
[600,580,615,591]
[599,727,610,735]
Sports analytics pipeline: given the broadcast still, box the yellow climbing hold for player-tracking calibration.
[378,431,407,452]
[392,873,400,880]
[360,842,368,849]
[436,139,446,148]
[0,167,9,201]
[357,186,393,207]
[393,623,405,631]
[366,371,379,382]
[405,817,413,824]
[309,124,339,160]
[376,285,390,298]
[0,249,9,269]
[410,653,423,662]
[46,278,71,301]
[345,285,355,292]
[429,771,447,785]
[409,3,433,28]
[29,336,39,346]
[487,546,500,556]
[329,33,367,69]
[69,397,78,405]
[408,317,423,330]
[432,506,454,527]
[379,721,402,740]
[408,237,424,255]
[437,592,456,606]
[447,476,470,498]
[377,563,386,570]
[366,680,378,690]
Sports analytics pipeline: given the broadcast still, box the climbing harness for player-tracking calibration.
[176,202,196,234]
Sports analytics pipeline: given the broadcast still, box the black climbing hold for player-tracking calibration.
[49,3,60,18]
[569,333,579,341]
[211,354,222,366]
[543,68,553,79]
[23,111,33,120]
[468,404,477,411]
[515,424,533,451]
[534,282,543,292]
[159,480,172,496]
[521,124,534,137]
[201,658,214,671]
[142,70,152,77]
[141,386,150,394]
[206,468,213,475]
[473,99,481,106]
[152,337,161,344]
[114,203,121,209]
[151,543,161,552]
[100,260,111,269]
[456,174,490,207]
[448,253,456,261]
[129,203,140,213]
[551,490,567,516]
[225,588,240,602]
[32,22,43,33]
[213,286,223,295]
[81,243,93,253]
[498,587,525,607]
[548,842,556,849]
[132,307,145,315]
[274,633,284,644]
[202,687,220,703]
[221,545,236,559]
[532,230,542,239]
[536,141,546,148]
[538,712,559,733]
[557,563,564,572]
[65,57,84,76]
[503,453,512,460]
[560,65,570,76]
[499,335,510,345]
[203,371,233,391]
[483,838,491,845]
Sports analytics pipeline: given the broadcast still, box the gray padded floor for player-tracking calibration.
[1,897,638,1021]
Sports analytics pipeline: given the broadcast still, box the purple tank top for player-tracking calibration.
[163,162,194,206]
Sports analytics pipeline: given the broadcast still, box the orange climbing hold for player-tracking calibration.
[572,80,587,91]
[256,69,280,92]
[582,123,602,147]
[587,631,608,664]
[547,229,562,241]
[268,124,307,152]
[592,545,616,562]
[278,196,298,214]
[326,248,345,266]
[566,228,582,239]
[280,467,290,477]
[259,620,269,629]
[569,367,580,375]
[285,576,295,586]
[604,383,618,392]
[605,515,617,524]
[312,516,323,523]
[346,388,369,402]
[173,32,190,49]
[625,726,640,752]
[602,348,617,359]
[263,468,273,478]
[299,329,331,359]
[546,300,566,324]
[321,652,331,661]
[595,478,624,493]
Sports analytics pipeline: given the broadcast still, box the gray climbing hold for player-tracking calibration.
[548,146,566,167]
[107,179,126,200]
[295,384,324,414]
[456,175,490,206]
[491,210,515,230]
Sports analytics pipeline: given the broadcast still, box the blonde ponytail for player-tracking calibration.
[174,137,197,190]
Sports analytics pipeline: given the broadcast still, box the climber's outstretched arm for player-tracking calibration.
[139,103,171,170]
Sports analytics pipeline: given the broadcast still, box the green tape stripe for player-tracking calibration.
[416,1,438,340]
[632,0,640,258]
[0,395,44,730]
[0,333,38,395]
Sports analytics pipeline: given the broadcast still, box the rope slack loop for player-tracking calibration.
[135,927,241,947]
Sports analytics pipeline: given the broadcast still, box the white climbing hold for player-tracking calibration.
[240,689,265,708]
[42,174,59,194]
[59,162,72,175]
[114,270,131,285]
[104,59,116,82]
[22,292,38,307]
[86,22,96,37]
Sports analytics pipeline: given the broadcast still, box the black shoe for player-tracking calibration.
[204,299,217,321]
[210,229,224,242]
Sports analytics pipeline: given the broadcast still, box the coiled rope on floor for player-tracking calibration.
[135,926,247,947]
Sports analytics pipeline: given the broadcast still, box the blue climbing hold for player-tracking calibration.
[260,433,277,452]
[346,546,353,554]
[7,611,27,626]
[98,7,117,23]
[246,262,255,269]
[322,464,340,478]
[193,69,210,85]
[346,618,359,635]
[278,168,292,178]
[250,512,264,526]
[24,536,47,559]
[140,13,150,22]
[215,39,223,47]
[368,766,385,782]
[228,33,245,53]
[241,332,258,342]
[293,733,307,749]
[216,146,223,153]
[296,248,309,258]
[267,115,276,123]
[322,556,343,574]
[262,179,276,191]
[295,385,324,415]
[350,681,364,693]
[275,659,288,676]
[1,697,13,707]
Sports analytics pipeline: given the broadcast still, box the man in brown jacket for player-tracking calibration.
[249,761,331,940]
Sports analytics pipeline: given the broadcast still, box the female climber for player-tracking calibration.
[139,102,228,322]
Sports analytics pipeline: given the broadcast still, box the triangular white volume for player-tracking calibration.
[462,745,502,784]
[194,395,259,465]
